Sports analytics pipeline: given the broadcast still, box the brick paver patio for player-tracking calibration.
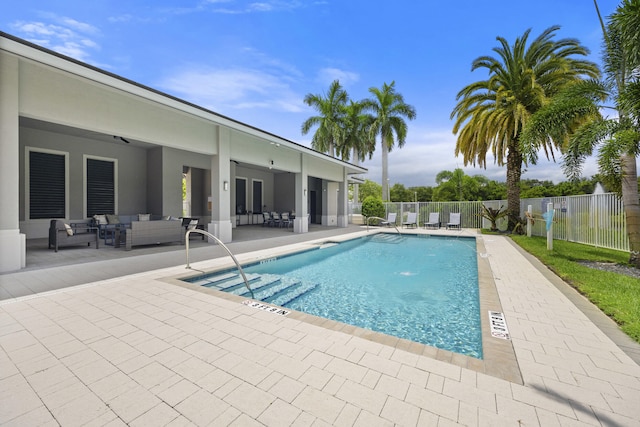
[1,230,639,425]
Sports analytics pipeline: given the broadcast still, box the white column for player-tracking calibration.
[0,53,26,272]
[208,127,232,242]
[230,160,237,229]
[337,168,349,227]
[294,155,308,233]
[326,181,338,226]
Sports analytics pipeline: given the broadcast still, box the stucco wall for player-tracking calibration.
[235,166,275,213]
[19,126,148,237]
[274,173,295,213]
[146,147,163,217]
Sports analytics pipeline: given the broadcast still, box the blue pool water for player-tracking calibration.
[186,233,482,358]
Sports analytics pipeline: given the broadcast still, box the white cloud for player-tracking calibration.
[10,16,100,64]
[158,66,305,113]
[57,16,99,34]
[316,67,360,87]
[357,127,601,187]
[203,0,304,14]
[108,14,133,23]
[241,47,303,79]
[12,21,67,38]
[248,3,274,12]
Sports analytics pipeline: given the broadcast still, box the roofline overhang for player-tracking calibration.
[0,31,368,175]
[348,176,366,184]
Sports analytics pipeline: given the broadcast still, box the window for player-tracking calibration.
[86,157,115,217]
[252,180,263,213]
[28,150,66,219]
[235,177,247,214]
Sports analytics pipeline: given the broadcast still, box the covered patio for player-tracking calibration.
[1,224,365,300]
[0,31,366,273]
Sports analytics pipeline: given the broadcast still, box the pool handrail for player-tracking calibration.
[185,228,255,299]
[366,216,400,234]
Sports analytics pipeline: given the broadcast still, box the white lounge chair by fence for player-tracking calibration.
[424,212,440,229]
[380,212,397,226]
[402,212,417,228]
[446,213,461,229]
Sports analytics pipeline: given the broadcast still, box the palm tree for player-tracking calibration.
[363,81,416,201]
[339,100,375,202]
[523,1,640,267]
[451,26,600,230]
[337,100,375,161]
[301,80,348,157]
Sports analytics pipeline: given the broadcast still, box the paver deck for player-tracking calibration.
[1,227,639,426]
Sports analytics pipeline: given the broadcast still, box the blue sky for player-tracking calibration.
[3,0,624,187]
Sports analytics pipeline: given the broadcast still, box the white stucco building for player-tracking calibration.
[0,32,367,273]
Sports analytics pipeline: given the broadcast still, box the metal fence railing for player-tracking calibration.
[350,201,486,229]
[348,192,629,252]
[518,193,628,252]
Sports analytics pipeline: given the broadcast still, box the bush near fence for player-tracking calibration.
[348,192,629,252]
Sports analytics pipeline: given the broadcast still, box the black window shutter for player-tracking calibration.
[87,159,115,216]
[253,180,263,213]
[29,151,65,219]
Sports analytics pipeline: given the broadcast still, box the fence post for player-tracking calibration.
[546,202,554,251]
[527,205,532,237]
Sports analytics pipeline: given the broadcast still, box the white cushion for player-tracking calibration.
[93,214,107,225]
[64,223,74,236]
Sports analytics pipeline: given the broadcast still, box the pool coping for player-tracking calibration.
[161,229,523,385]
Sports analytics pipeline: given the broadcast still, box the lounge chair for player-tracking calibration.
[380,212,397,227]
[446,213,461,229]
[424,212,440,229]
[402,212,418,228]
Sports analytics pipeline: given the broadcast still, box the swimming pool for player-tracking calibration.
[185,233,482,358]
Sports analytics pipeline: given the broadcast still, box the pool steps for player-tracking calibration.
[372,234,405,244]
[190,273,318,308]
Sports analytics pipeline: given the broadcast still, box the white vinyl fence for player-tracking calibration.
[349,192,629,252]
[517,193,628,252]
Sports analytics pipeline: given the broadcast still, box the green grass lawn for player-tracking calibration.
[510,235,640,343]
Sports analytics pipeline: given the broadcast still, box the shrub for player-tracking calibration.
[361,196,386,223]
[480,205,508,232]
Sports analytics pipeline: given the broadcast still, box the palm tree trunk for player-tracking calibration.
[506,144,523,231]
[381,142,389,201]
[621,153,640,267]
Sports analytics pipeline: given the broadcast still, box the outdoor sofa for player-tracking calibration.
[124,218,184,250]
[48,219,99,252]
[92,214,185,250]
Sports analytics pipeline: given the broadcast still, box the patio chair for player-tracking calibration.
[262,212,273,227]
[380,212,397,227]
[280,212,292,229]
[186,219,205,240]
[48,219,99,252]
[424,212,440,229]
[446,213,461,229]
[271,212,281,227]
[402,212,418,228]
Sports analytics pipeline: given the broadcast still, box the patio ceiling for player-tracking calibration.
[20,116,152,149]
